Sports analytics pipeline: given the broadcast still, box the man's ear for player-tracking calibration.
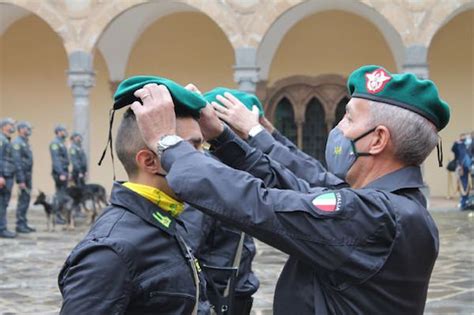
[135,149,163,174]
[369,125,391,155]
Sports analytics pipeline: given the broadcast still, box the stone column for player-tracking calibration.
[67,51,95,166]
[403,45,430,202]
[234,47,260,93]
[402,45,429,79]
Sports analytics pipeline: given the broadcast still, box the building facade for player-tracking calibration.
[0,0,473,196]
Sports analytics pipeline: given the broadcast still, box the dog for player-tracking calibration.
[84,183,108,209]
[33,191,75,231]
[66,183,108,224]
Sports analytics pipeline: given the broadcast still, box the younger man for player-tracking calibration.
[59,80,210,314]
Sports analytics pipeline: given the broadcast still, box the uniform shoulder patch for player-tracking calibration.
[13,144,20,150]
[70,149,76,155]
[312,192,342,212]
[51,144,58,150]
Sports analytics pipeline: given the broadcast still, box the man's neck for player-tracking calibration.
[129,174,180,201]
[349,157,405,189]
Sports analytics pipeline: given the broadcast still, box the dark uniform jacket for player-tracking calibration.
[58,183,209,315]
[249,129,345,188]
[0,133,16,178]
[69,142,87,175]
[12,136,33,184]
[161,129,439,315]
[179,206,260,297]
[50,137,69,176]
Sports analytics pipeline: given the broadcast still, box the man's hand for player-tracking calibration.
[259,116,275,133]
[131,84,177,150]
[212,92,259,139]
[0,177,5,188]
[185,83,202,95]
[79,173,84,179]
[199,104,224,141]
[59,174,67,181]
[18,182,26,190]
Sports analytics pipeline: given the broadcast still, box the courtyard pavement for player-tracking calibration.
[0,197,472,314]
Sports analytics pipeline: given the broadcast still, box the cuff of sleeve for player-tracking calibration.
[208,124,237,148]
[248,129,275,154]
[161,141,196,172]
[212,134,256,170]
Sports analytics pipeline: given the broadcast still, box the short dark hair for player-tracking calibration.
[115,106,196,177]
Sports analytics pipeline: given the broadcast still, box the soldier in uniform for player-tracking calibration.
[69,132,87,187]
[131,65,451,314]
[50,125,69,224]
[12,121,35,233]
[0,118,17,238]
[59,77,212,314]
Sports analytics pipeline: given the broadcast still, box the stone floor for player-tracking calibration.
[0,197,472,314]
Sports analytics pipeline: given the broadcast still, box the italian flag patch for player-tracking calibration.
[312,192,341,212]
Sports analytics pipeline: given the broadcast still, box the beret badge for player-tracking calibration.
[365,68,392,94]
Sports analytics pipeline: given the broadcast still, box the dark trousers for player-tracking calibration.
[72,172,85,187]
[232,296,253,315]
[53,174,68,219]
[0,177,14,231]
[16,173,32,227]
[53,173,68,193]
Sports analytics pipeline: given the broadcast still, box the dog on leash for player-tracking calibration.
[33,191,75,231]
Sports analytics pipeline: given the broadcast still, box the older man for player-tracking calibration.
[131,65,450,314]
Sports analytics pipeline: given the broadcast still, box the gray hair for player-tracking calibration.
[368,101,438,166]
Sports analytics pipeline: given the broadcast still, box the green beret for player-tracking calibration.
[113,76,207,116]
[203,87,264,116]
[347,65,450,130]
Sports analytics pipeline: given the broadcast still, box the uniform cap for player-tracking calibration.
[347,65,450,130]
[16,121,32,131]
[0,117,15,128]
[54,124,67,133]
[113,76,207,116]
[203,87,264,116]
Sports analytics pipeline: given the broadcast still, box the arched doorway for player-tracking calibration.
[265,75,348,163]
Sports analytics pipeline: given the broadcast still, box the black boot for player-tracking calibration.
[16,225,31,233]
[25,224,36,232]
[0,229,16,238]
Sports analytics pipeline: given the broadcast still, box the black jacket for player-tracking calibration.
[0,132,16,178]
[162,130,439,315]
[12,136,33,183]
[58,182,209,315]
[50,136,69,176]
[69,142,87,174]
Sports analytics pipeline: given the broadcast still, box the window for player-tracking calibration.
[303,98,327,164]
[333,97,349,128]
[274,97,297,144]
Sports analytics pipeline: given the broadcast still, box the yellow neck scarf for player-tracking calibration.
[122,182,185,217]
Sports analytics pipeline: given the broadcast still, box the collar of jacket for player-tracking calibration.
[109,181,184,235]
[364,166,424,192]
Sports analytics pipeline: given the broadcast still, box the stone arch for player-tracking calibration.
[257,0,405,80]
[88,1,238,81]
[427,1,474,48]
[0,1,70,47]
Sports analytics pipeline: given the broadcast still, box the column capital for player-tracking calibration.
[402,45,429,79]
[233,47,260,93]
